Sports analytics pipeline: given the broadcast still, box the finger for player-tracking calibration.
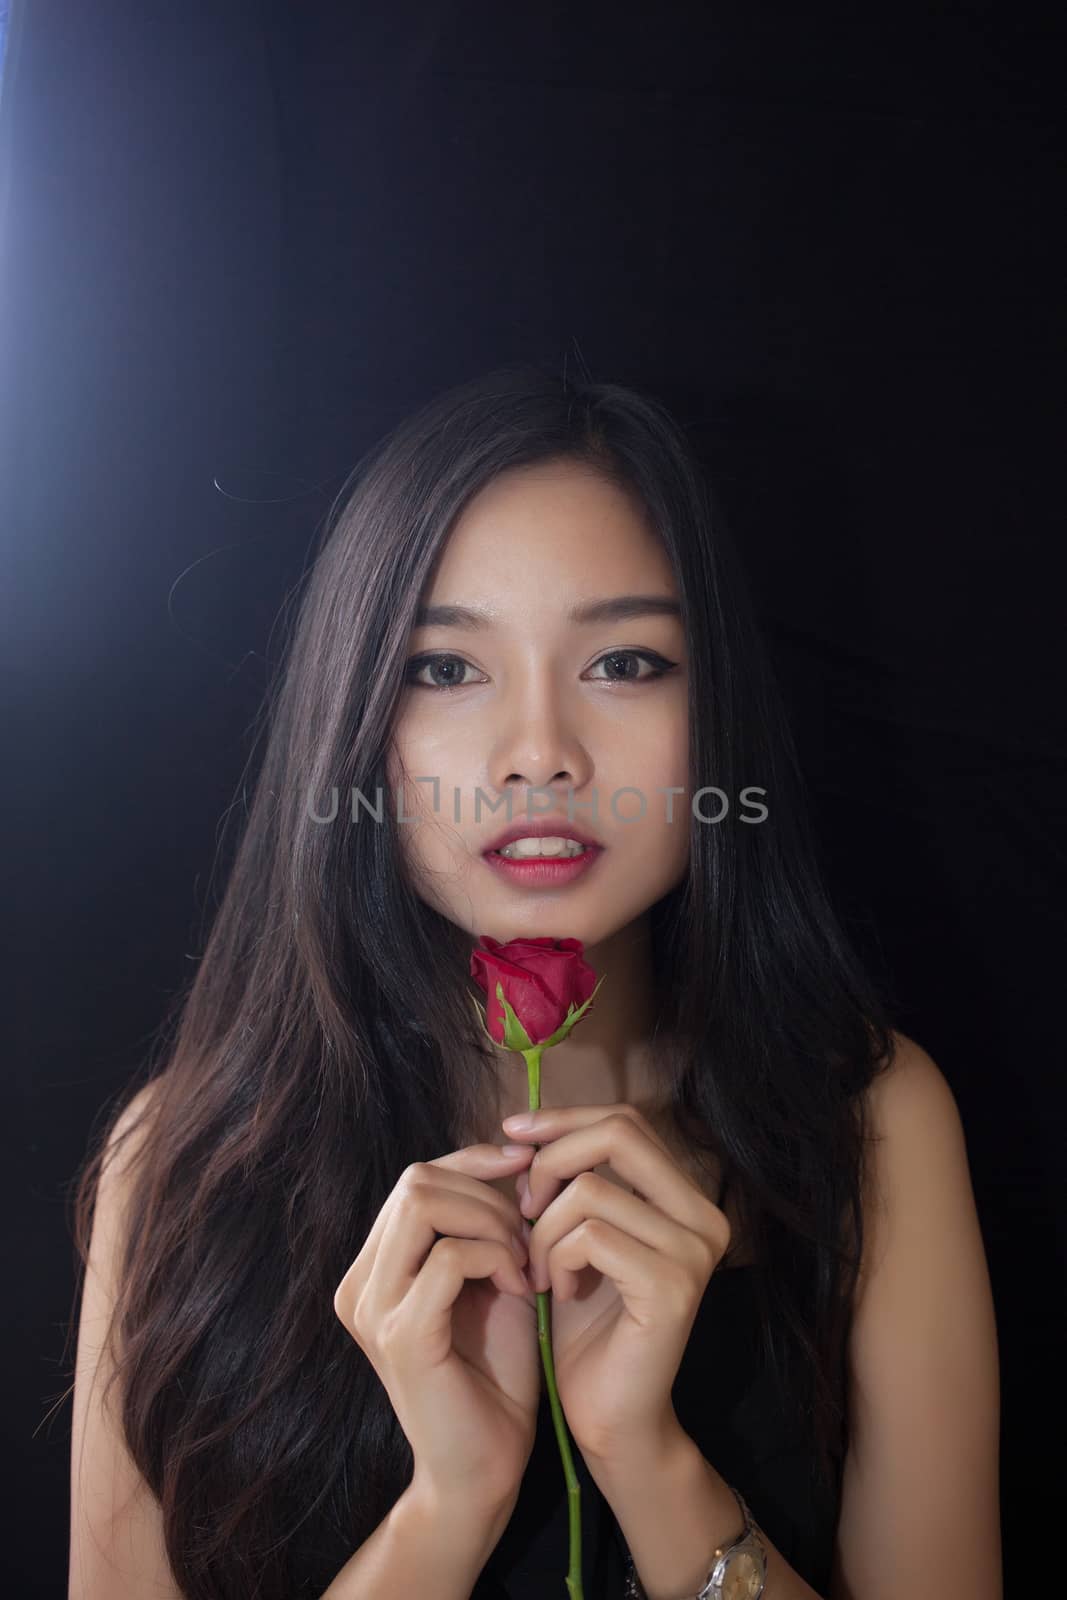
[519,1149,622,1223]
[503,1103,676,1165]
[426,1143,535,1234]
[545,1217,693,1314]
[518,1139,584,1221]
[356,1144,533,1270]
[403,1237,532,1340]
[357,1153,533,1318]
[526,1172,696,1293]
[524,1115,712,1236]
[369,1190,530,1322]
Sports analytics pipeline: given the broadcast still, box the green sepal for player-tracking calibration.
[468,974,606,1055]
[533,975,606,1050]
[496,984,536,1051]
[467,989,507,1049]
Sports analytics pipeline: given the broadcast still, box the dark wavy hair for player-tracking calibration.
[65,360,896,1599]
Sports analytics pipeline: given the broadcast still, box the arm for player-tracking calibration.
[318,1477,515,1599]
[587,1430,824,1600]
[584,1033,1002,1600]
[70,1085,516,1600]
[69,1085,186,1600]
[830,1034,1001,1599]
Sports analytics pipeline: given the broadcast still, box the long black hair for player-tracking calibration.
[67,360,895,1599]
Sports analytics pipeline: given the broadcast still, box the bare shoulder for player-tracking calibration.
[864,1026,960,1130]
[100,1081,161,1185]
[856,1028,972,1286]
[83,1079,164,1301]
[69,1077,181,1600]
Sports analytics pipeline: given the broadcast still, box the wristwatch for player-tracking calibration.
[623,1485,768,1600]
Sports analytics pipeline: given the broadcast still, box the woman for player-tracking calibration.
[67,363,1001,1600]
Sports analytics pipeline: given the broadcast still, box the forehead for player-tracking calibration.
[425,460,676,607]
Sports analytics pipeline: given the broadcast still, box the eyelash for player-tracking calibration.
[403,649,678,693]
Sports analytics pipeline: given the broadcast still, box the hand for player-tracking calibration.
[503,1103,731,1463]
[333,1142,541,1510]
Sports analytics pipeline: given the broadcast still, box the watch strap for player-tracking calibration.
[698,1486,767,1599]
[622,1484,767,1600]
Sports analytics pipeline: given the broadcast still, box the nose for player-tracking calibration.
[486,672,594,798]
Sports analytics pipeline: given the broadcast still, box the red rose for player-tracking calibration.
[470,936,599,1048]
[467,933,604,1598]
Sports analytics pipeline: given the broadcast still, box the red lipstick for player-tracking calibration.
[481,815,605,889]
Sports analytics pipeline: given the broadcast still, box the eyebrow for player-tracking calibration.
[413,594,683,629]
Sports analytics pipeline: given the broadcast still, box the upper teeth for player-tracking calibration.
[498,837,589,859]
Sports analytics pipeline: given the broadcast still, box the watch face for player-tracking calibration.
[720,1549,765,1600]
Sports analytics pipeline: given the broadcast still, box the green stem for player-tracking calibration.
[521,1045,584,1600]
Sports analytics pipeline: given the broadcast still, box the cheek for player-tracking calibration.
[387,735,474,885]
[617,713,689,802]
[386,713,425,778]
[391,707,471,782]
[385,740,438,883]
[626,717,690,869]
[660,700,689,777]
[387,722,453,816]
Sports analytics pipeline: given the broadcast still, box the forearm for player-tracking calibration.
[317,1477,514,1600]
[585,1424,825,1600]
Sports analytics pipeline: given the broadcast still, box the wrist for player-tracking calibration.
[317,1478,515,1600]
[583,1430,759,1600]
[581,1409,691,1486]
[407,1467,519,1535]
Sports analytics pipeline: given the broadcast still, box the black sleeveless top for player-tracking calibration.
[472,1263,842,1598]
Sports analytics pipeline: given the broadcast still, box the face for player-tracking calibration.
[387,459,691,951]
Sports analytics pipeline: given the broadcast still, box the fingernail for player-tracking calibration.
[500,1143,529,1156]
[502,1113,536,1131]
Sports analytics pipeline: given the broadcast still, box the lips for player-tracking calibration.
[482,845,603,887]
[481,816,604,855]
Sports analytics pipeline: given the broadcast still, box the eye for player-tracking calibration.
[402,648,678,692]
[403,653,486,691]
[586,649,677,685]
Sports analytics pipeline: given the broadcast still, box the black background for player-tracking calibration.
[2,3,1063,1595]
